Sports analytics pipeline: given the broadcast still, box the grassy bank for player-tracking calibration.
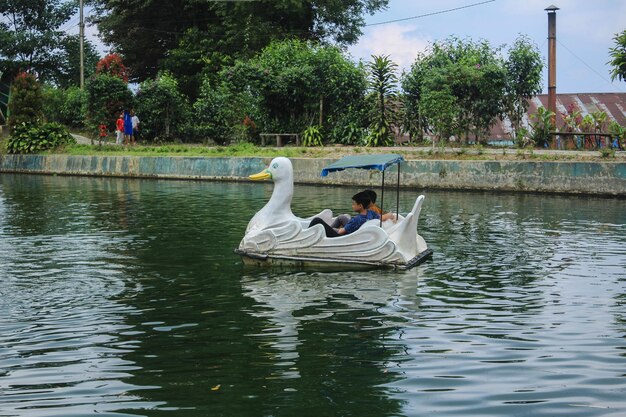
[2,135,624,162]
[53,142,625,162]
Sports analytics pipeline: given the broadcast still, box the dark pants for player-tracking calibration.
[309,217,340,238]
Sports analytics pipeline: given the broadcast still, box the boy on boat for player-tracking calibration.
[308,191,379,237]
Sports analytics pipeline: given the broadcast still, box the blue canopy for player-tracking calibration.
[320,154,404,177]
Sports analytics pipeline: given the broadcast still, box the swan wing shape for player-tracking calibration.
[242,219,405,264]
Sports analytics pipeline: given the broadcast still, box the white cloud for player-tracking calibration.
[349,23,431,70]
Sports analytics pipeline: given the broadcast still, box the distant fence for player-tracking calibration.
[550,132,619,150]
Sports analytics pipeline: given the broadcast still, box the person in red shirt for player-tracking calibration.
[115,113,124,145]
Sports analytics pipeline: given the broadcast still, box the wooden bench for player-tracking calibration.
[260,133,300,147]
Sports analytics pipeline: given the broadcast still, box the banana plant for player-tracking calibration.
[591,111,608,133]
[529,106,555,148]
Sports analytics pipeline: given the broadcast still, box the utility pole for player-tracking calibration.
[79,0,85,89]
[545,5,559,142]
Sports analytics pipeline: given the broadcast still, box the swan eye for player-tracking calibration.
[272,163,279,169]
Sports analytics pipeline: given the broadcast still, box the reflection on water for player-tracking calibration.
[241,271,421,380]
[0,174,625,417]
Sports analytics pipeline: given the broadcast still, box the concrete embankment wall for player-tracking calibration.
[1,154,625,196]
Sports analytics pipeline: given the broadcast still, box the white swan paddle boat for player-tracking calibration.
[235,154,433,270]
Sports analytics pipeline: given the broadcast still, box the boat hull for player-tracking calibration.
[234,248,433,270]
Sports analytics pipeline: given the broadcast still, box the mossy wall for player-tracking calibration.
[1,154,625,196]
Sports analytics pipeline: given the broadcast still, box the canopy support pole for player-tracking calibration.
[380,170,385,227]
[396,162,401,220]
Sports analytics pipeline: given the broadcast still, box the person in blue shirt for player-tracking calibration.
[123,109,133,145]
[308,191,380,238]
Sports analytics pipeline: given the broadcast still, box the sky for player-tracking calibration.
[348,0,626,94]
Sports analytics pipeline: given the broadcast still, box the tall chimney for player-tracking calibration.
[545,5,559,138]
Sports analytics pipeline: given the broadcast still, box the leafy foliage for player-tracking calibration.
[529,107,555,148]
[366,55,398,147]
[0,0,75,81]
[560,103,582,133]
[608,121,625,149]
[135,72,191,141]
[401,54,429,142]
[327,104,369,145]
[96,54,130,83]
[191,68,263,145]
[195,39,367,144]
[7,122,76,154]
[503,36,544,142]
[302,125,323,146]
[608,29,626,82]
[85,74,133,133]
[403,37,511,144]
[92,0,388,96]
[8,72,43,129]
[42,85,88,128]
[52,35,101,88]
[253,39,367,132]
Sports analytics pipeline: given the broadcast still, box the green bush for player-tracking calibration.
[191,71,262,145]
[135,72,190,142]
[63,87,88,127]
[302,125,323,146]
[529,106,555,148]
[86,74,133,134]
[7,122,76,154]
[8,72,43,129]
[327,104,369,145]
[42,86,87,128]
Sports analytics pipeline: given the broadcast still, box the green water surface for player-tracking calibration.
[0,174,625,417]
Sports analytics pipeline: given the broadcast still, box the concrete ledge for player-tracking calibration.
[1,154,625,196]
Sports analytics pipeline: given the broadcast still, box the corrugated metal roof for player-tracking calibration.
[490,93,626,139]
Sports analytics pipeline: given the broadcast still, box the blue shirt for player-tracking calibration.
[123,111,133,135]
[343,210,380,235]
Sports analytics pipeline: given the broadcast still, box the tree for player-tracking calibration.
[135,72,190,141]
[51,35,101,89]
[238,39,366,134]
[8,72,43,129]
[401,53,429,142]
[419,70,457,143]
[190,39,367,144]
[366,55,398,146]
[403,37,507,145]
[96,54,130,83]
[0,0,76,80]
[608,29,626,82]
[503,35,543,145]
[85,74,133,134]
[42,85,88,127]
[92,0,388,96]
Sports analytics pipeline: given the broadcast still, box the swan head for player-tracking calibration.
[249,157,293,184]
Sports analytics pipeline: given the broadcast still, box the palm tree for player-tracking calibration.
[366,55,399,146]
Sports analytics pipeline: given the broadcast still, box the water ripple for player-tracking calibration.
[1,177,625,417]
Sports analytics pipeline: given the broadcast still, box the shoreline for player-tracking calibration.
[1,153,625,197]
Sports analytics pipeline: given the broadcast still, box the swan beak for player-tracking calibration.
[249,169,272,181]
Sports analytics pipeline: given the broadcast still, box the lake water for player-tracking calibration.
[0,173,625,417]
